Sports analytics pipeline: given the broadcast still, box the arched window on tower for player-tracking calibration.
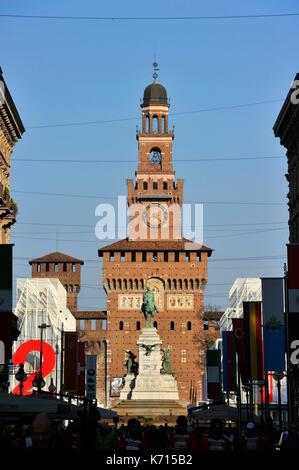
[129,279,133,290]
[187,321,192,331]
[146,115,150,133]
[124,279,127,290]
[152,115,159,133]
[178,279,182,290]
[162,115,166,133]
[170,321,175,331]
[118,279,122,290]
[149,148,162,165]
[136,321,141,331]
[119,321,124,331]
[184,279,188,290]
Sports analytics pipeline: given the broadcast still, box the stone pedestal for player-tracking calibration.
[114,328,187,420]
[132,328,179,400]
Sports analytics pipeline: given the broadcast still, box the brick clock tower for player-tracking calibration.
[99,70,212,404]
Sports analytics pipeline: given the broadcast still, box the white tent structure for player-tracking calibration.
[12,278,76,393]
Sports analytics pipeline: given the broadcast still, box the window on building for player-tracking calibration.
[175,252,179,262]
[102,319,107,330]
[120,251,126,262]
[152,251,158,262]
[170,321,175,331]
[187,321,192,331]
[46,262,50,272]
[142,252,147,262]
[152,115,159,133]
[164,252,168,262]
[63,262,67,272]
[79,320,85,330]
[119,321,124,331]
[163,181,168,190]
[143,181,148,190]
[136,321,141,330]
[146,115,150,133]
[162,115,166,132]
[181,349,187,363]
[72,263,77,272]
[131,252,136,262]
[153,182,158,190]
[185,252,190,262]
[91,319,97,331]
[54,263,58,273]
[37,263,41,273]
[110,252,115,262]
[204,321,209,330]
[196,252,201,262]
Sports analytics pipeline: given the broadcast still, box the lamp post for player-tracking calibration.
[48,377,57,395]
[32,371,45,393]
[15,363,27,396]
[37,322,50,393]
[273,371,284,433]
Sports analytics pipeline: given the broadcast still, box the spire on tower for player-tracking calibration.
[152,59,159,82]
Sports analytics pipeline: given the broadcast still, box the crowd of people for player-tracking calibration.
[1,410,299,451]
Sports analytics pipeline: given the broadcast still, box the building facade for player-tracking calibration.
[29,251,84,313]
[12,278,76,393]
[99,76,212,404]
[0,67,25,244]
[29,251,107,404]
[273,72,299,243]
[219,278,261,332]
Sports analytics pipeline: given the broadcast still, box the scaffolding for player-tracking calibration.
[11,278,76,392]
[220,278,262,332]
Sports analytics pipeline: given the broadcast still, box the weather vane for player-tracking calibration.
[152,60,159,82]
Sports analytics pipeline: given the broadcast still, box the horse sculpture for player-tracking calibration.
[141,287,159,328]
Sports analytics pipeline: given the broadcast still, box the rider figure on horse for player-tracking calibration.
[141,287,159,328]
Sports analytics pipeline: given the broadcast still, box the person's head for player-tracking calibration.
[31,413,52,448]
[176,415,188,429]
[127,418,141,438]
[246,422,256,437]
[288,425,298,440]
[210,419,224,439]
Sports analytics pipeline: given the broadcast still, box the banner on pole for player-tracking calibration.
[222,331,237,392]
[287,244,299,313]
[243,301,264,381]
[261,278,285,372]
[206,349,221,401]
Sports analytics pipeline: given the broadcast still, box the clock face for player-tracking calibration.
[142,203,168,228]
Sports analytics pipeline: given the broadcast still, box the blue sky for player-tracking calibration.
[1,0,297,310]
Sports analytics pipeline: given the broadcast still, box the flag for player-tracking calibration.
[261,278,285,372]
[287,244,299,313]
[222,331,237,392]
[206,349,221,401]
[243,302,264,381]
[232,318,249,384]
